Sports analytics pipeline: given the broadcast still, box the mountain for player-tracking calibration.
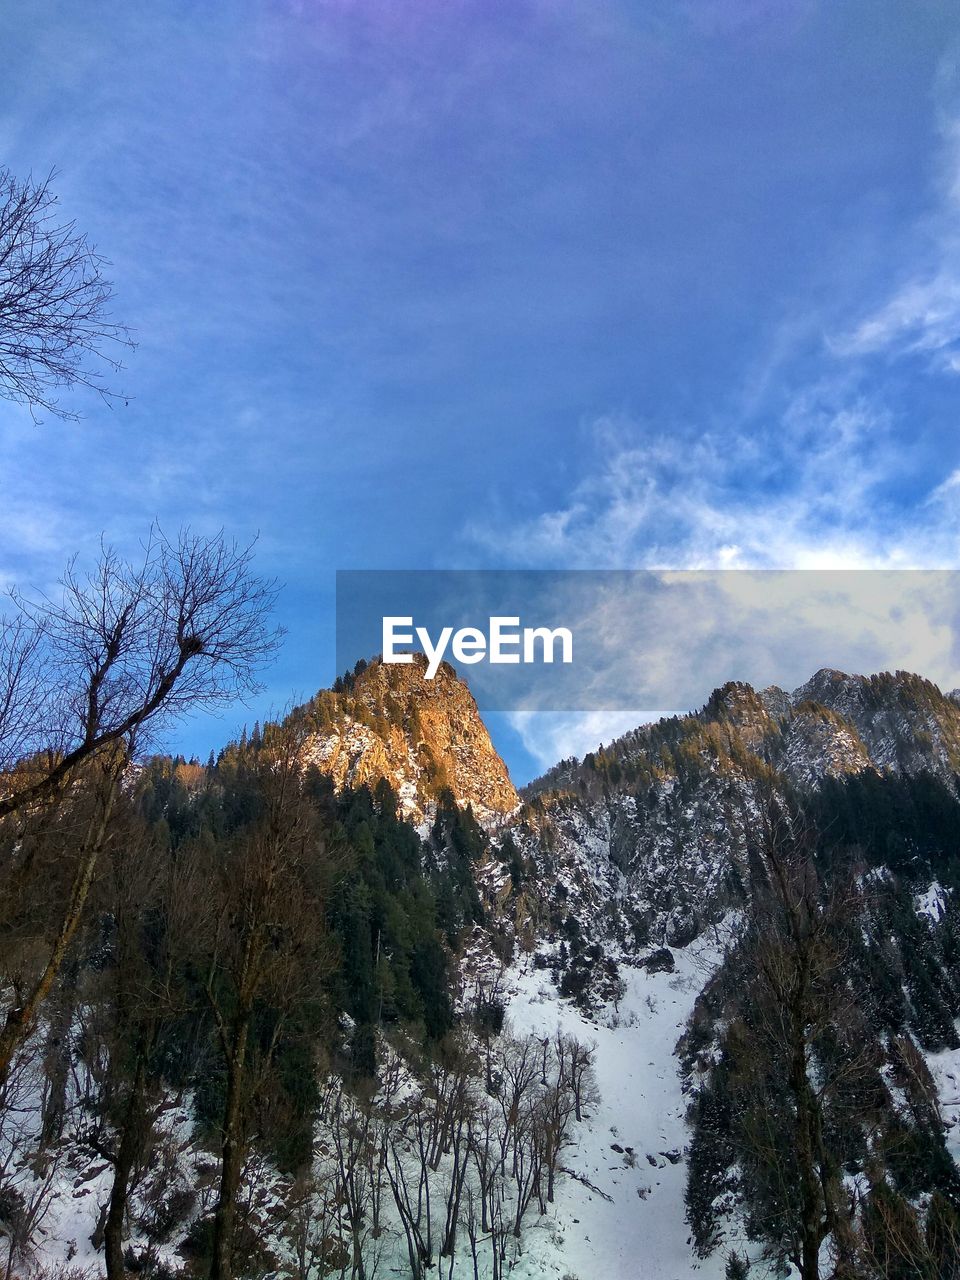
[791,666,960,776]
[13,661,960,1280]
[511,667,960,985]
[293,654,519,825]
[488,666,960,1277]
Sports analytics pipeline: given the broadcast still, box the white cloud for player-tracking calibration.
[468,392,958,573]
[508,708,663,773]
[832,274,960,368]
[831,108,960,371]
[501,567,960,772]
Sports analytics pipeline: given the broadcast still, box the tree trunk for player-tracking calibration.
[0,769,119,1089]
[210,1024,249,1280]
[104,1049,149,1280]
[788,982,823,1280]
[40,959,79,1145]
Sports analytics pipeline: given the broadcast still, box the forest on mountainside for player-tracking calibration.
[683,771,960,1280]
[0,711,595,1280]
[6,558,960,1280]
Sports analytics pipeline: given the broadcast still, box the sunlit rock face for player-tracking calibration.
[298,655,519,827]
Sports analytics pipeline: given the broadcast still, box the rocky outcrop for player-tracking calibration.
[790,668,960,778]
[299,656,519,826]
[507,667,960,995]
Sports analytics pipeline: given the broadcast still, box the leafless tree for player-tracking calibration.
[420,1039,478,1268]
[565,1034,597,1124]
[385,1101,433,1280]
[492,1033,539,1178]
[540,1031,590,1204]
[424,1034,477,1173]
[78,818,206,1280]
[0,742,128,1089]
[195,722,334,1280]
[284,1171,349,1280]
[0,526,282,817]
[326,1080,387,1280]
[0,1049,69,1280]
[297,1020,594,1278]
[0,528,281,1089]
[508,1099,541,1239]
[0,167,133,422]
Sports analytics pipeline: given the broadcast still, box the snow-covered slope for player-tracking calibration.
[502,935,729,1280]
[512,667,960,971]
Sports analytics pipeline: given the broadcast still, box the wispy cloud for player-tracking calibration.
[467,394,958,572]
[831,106,960,371]
[468,92,960,771]
[833,276,960,369]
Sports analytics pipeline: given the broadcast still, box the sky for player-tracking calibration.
[4,0,960,783]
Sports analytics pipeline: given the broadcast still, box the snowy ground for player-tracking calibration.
[928,1044,960,1168]
[22,1097,202,1277]
[10,937,742,1280]
[500,940,730,1280]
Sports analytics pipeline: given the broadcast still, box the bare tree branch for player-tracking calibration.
[0,525,283,819]
[0,167,134,421]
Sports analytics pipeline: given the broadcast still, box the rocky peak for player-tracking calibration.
[699,680,781,753]
[298,656,519,826]
[759,684,793,719]
[509,666,960,990]
[791,666,855,705]
[780,701,873,788]
[790,668,960,777]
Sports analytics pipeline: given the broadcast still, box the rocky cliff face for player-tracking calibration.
[295,661,960,993]
[503,667,960,998]
[790,667,960,776]
[298,656,519,826]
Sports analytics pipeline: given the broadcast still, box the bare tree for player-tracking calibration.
[325,1078,388,1280]
[0,743,128,1088]
[196,722,334,1280]
[78,817,206,1280]
[540,1031,591,1203]
[385,1101,434,1280]
[0,527,282,1086]
[284,1170,351,1280]
[0,526,282,818]
[0,167,133,421]
[566,1035,597,1124]
[0,1047,69,1280]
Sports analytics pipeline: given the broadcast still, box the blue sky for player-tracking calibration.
[4,1,960,782]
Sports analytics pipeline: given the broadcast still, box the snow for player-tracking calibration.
[927,1044,960,1167]
[499,937,729,1280]
[916,880,948,923]
[21,1098,200,1278]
